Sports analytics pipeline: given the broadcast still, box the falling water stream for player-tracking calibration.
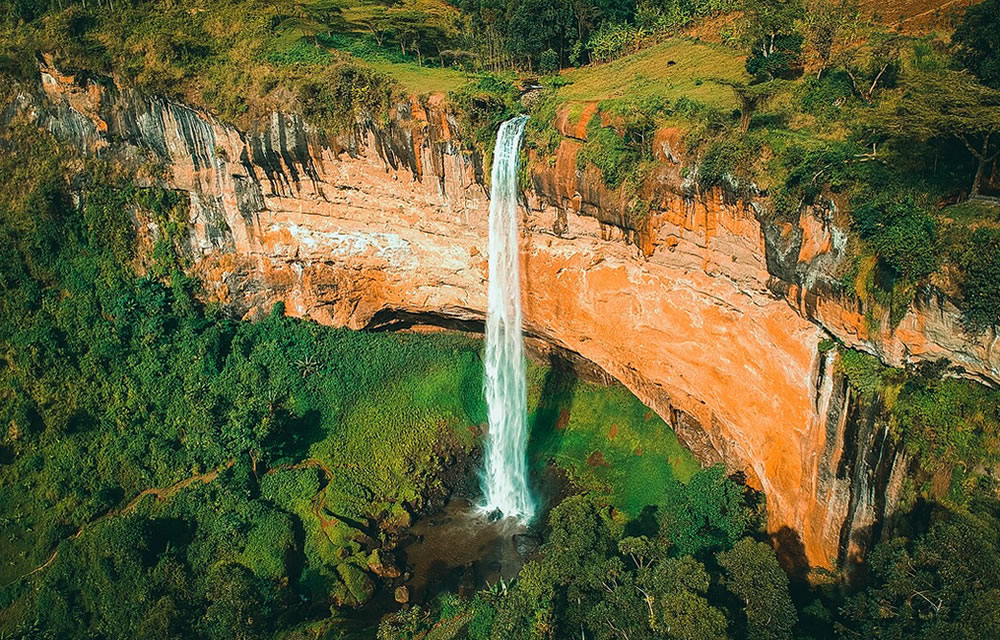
[480,115,535,523]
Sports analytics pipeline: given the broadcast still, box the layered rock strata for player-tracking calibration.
[8,64,998,570]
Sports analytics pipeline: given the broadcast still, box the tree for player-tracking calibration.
[871,70,1000,196]
[538,493,620,585]
[952,0,1000,90]
[718,538,797,640]
[658,465,752,556]
[837,29,902,102]
[955,227,1000,332]
[851,195,938,284]
[201,563,276,640]
[711,78,788,132]
[506,0,576,69]
[802,0,860,79]
[362,6,391,47]
[735,0,804,80]
[649,556,729,640]
[383,7,453,67]
[274,0,349,48]
[839,504,1000,640]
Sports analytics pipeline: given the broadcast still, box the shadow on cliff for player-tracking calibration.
[526,353,579,513]
[771,525,810,583]
[363,309,485,334]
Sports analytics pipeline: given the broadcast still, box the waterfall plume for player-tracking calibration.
[480,115,534,523]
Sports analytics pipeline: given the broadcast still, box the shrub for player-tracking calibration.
[954,227,1000,332]
[448,73,521,159]
[853,196,938,284]
[587,21,642,63]
[297,62,400,133]
[838,346,1000,475]
[797,70,854,120]
[576,97,670,190]
[839,348,895,400]
[697,131,766,192]
[538,48,559,74]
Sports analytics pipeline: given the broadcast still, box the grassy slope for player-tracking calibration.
[556,37,745,111]
[327,0,469,94]
[526,361,699,518]
[364,59,468,94]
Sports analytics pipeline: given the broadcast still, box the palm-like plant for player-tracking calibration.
[295,354,319,378]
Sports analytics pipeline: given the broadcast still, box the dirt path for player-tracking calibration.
[3,459,234,589]
[116,460,234,516]
[267,458,340,530]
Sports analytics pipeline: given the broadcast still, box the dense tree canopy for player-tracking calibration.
[952,0,1000,90]
[871,70,1000,195]
[840,504,1000,639]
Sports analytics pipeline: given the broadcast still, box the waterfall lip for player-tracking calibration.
[479,115,535,525]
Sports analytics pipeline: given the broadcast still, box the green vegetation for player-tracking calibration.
[0,0,412,129]
[0,121,703,638]
[447,73,522,160]
[849,195,939,326]
[840,499,1000,639]
[732,0,805,81]
[951,0,1000,90]
[556,38,744,108]
[4,1,1000,638]
[375,473,1000,640]
[718,538,798,640]
[949,226,1000,332]
[526,364,700,517]
[503,0,1000,334]
[378,482,765,640]
[0,122,486,634]
[838,347,1000,486]
[380,476,776,640]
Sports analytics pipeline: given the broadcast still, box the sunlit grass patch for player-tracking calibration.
[556,37,746,111]
[525,362,700,517]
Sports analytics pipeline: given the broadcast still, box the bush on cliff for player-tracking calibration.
[952,227,1000,333]
[447,73,521,163]
[838,347,1000,482]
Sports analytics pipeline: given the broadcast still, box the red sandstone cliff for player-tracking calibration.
[8,64,998,570]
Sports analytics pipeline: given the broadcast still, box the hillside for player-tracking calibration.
[2,1,1000,639]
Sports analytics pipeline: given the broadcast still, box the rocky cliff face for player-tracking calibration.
[8,64,998,570]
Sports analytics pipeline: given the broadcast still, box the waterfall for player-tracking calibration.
[480,115,534,523]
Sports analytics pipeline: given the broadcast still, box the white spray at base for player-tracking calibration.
[479,115,534,523]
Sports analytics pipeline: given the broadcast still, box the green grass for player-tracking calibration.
[308,338,484,514]
[317,0,470,95]
[525,361,700,517]
[555,37,746,111]
[939,200,1000,226]
[365,59,469,94]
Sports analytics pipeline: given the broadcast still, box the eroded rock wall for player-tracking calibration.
[8,64,998,570]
